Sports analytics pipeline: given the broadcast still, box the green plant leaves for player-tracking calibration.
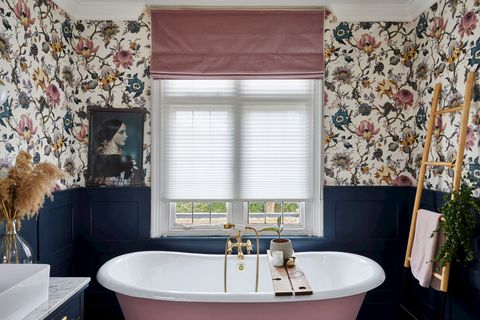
[433,178,480,268]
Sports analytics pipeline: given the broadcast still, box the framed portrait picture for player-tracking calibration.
[87,107,146,186]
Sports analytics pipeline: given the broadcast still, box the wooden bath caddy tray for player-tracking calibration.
[267,250,313,296]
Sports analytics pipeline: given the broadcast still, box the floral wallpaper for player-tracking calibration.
[0,0,151,187]
[0,0,76,182]
[72,13,151,186]
[324,0,480,190]
[323,14,421,186]
[0,0,477,191]
[412,0,480,193]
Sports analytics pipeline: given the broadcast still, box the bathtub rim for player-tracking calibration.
[97,250,385,303]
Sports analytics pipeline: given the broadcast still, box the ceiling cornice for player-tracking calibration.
[54,0,146,20]
[328,0,437,22]
[54,0,438,22]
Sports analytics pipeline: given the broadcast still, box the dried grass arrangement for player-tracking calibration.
[0,151,64,227]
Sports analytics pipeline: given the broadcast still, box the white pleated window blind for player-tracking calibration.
[160,80,314,201]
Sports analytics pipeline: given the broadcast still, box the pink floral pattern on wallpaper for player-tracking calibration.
[413,0,480,192]
[0,0,478,192]
[0,0,151,187]
[324,0,480,190]
[323,14,420,186]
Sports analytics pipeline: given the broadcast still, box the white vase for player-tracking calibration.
[270,239,294,260]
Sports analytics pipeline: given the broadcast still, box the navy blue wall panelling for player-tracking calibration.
[14,185,479,319]
[0,189,75,275]
[324,186,413,319]
[400,189,480,320]
[38,190,77,276]
[74,186,411,320]
[18,217,38,261]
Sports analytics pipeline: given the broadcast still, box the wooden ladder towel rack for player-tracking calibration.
[404,71,475,293]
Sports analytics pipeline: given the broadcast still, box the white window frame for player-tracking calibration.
[151,80,324,237]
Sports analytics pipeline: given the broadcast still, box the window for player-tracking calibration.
[151,80,323,236]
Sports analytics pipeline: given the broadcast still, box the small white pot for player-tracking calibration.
[269,239,293,260]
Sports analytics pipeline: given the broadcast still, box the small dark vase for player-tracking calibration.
[0,219,32,264]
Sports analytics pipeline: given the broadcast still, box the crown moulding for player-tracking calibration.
[54,0,437,22]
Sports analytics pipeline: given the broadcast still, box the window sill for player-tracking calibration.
[148,235,324,241]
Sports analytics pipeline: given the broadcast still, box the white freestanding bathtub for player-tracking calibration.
[97,251,385,320]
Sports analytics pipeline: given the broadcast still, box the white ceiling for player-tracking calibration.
[55,0,437,22]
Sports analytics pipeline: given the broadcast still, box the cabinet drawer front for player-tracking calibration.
[47,293,82,320]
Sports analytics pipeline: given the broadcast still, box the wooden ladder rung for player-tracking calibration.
[406,258,445,280]
[423,161,454,167]
[433,272,443,280]
[434,106,463,115]
[405,258,445,279]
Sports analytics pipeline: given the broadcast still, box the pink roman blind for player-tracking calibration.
[151,10,325,79]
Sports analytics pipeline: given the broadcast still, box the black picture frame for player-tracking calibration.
[86,107,146,187]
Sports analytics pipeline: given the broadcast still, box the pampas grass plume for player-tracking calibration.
[0,151,64,225]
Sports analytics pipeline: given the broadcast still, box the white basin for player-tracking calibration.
[0,264,50,320]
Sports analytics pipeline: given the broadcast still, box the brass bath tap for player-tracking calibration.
[226,230,253,259]
[223,224,260,293]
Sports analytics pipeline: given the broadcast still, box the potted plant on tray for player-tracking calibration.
[261,216,294,259]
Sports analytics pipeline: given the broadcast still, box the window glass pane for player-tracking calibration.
[175,202,193,224]
[211,202,228,224]
[193,202,209,224]
[175,202,228,225]
[283,202,301,225]
[248,201,302,225]
[265,201,282,224]
[248,202,265,224]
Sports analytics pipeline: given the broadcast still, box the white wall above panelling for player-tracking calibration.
[55,0,437,21]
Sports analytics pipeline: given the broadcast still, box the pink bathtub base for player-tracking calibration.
[116,293,366,320]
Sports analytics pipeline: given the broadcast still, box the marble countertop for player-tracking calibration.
[23,277,90,320]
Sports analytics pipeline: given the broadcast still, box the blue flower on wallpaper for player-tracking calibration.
[126,74,145,98]
[0,100,12,127]
[469,158,480,187]
[33,152,41,164]
[18,91,30,109]
[332,107,351,131]
[358,103,372,116]
[333,22,352,44]
[469,39,480,66]
[5,142,14,153]
[127,21,141,33]
[415,107,427,129]
[62,19,73,42]
[63,111,74,133]
[416,14,428,38]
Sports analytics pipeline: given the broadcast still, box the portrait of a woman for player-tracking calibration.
[87,108,145,186]
[95,119,128,155]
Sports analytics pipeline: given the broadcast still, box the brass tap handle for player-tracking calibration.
[236,230,244,260]
[246,239,252,254]
[226,240,233,254]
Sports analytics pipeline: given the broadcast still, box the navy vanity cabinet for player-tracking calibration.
[45,290,85,320]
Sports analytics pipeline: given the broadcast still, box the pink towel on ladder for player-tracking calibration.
[410,209,443,288]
